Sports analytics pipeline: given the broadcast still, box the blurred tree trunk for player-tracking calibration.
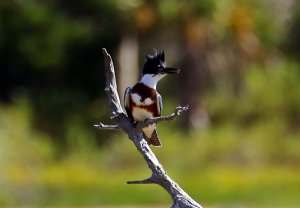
[117,33,139,105]
[179,20,211,130]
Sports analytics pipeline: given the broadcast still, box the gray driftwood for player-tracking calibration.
[95,48,203,208]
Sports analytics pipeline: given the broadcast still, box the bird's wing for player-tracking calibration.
[124,87,133,121]
[156,92,163,117]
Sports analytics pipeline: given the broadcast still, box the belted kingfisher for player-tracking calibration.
[124,51,179,146]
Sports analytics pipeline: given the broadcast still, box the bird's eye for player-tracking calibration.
[158,65,164,70]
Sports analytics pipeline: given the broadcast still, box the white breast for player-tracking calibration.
[132,107,153,121]
[132,107,156,139]
[131,93,154,105]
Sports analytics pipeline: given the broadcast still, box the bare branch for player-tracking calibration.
[95,105,188,131]
[136,105,189,131]
[127,177,154,184]
[96,48,203,208]
[102,48,124,118]
[94,123,120,130]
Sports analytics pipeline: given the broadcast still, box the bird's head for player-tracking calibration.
[142,51,180,77]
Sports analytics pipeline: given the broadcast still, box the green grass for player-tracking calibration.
[1,111,300,207]
[0,159,300,207]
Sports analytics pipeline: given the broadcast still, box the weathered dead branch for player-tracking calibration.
[96,48,203,208]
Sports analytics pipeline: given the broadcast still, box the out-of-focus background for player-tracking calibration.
[1,0,300,207]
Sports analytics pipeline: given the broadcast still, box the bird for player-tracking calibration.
[124,51,180,147]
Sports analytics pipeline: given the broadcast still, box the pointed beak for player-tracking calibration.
[162,67,180,74]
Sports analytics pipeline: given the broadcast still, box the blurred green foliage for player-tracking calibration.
[207,60,300,130]
[1,0,300,207]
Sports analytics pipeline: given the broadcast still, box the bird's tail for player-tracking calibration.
[144,129,162,147]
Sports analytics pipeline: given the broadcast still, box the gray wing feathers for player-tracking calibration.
[124,87,133,121]
[156,92,163,116]
[124,87,131,110]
